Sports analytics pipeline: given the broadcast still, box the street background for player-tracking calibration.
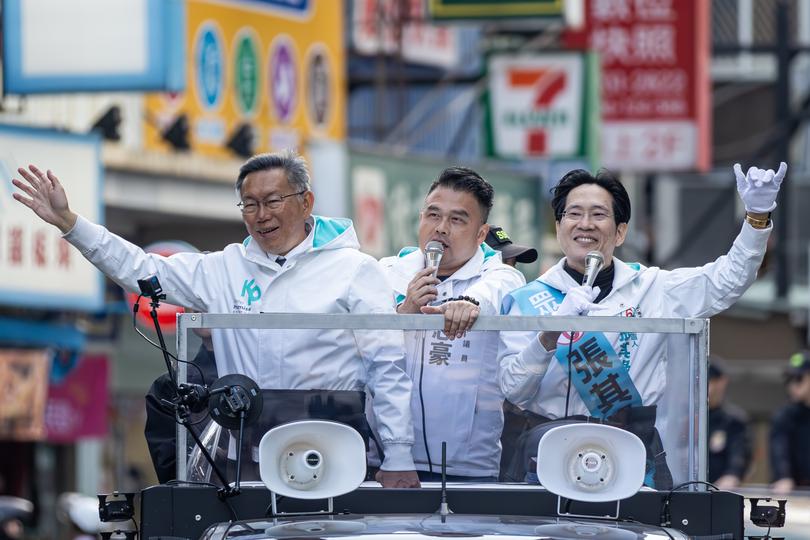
[1,0,809,537]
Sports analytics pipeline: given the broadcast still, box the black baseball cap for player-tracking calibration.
[485,226,538,264]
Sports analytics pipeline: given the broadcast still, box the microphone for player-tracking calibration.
[582,251,604,288]
[424,241,444,278]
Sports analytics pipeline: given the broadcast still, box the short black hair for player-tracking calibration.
[427,166,494,222]
[550,168,631,225]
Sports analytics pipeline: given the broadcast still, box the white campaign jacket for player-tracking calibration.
[379,245,525,477]
[65,215,415,470]
[498,222,770,421]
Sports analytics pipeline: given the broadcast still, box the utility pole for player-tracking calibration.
[775,0,791,299]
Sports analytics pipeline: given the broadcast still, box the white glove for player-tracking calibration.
[733,162,787,213]
[554,285,608,317]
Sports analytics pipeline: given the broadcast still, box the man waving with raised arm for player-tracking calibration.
[13,153,419,488]
[498,163,786,487]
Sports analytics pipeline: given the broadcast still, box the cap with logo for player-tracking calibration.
[786,350,810,377]
[485,226,538,264]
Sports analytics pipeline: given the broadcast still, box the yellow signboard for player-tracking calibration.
[144,0,345,159]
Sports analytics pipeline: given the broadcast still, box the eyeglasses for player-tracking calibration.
[561,208,614,223]
[237,191,306,214]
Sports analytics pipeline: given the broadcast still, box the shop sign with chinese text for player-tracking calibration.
[564,0,711,171]
[0,126,104,311]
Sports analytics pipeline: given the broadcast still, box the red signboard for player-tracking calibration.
[564,0,711,171]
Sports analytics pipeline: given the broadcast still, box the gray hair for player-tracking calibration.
[235,150,311,196]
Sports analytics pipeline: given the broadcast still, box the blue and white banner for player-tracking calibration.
[2,0,185,94]
[502,280,642,418]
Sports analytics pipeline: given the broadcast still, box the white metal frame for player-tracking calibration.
[174,313,709,488]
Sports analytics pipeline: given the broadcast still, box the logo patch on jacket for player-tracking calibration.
[241,278,261,305]
[623,306,642,318]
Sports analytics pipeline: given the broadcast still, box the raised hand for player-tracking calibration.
[733,162,787,213]
[397,267,440,314]
[12,165,77,233]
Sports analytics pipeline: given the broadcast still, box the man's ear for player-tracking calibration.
[615,222,628,247]
[476,223,490,244]
[302,191,315,214]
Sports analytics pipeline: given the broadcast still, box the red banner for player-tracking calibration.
[45,355,109,442]
[564,0,711,171]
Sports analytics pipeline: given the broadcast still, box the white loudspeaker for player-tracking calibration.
[57,492,102,534]
[535,423,646,503]
[259,420,367,500]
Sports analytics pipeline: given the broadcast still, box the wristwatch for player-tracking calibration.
[745,212,771,229]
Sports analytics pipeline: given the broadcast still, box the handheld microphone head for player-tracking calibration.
[582,251,604,288]
[424,241,444,278]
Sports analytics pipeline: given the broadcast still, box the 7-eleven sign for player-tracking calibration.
[488,54,585,158]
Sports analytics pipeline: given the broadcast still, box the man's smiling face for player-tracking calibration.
[556,183,627,273]
[240,168,314,256]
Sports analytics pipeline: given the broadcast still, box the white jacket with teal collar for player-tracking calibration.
[64,214,415,471]
[498,221,770,424]
[377,243,525,477]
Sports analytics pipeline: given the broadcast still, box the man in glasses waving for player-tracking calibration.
[12,150,419,488]
[498,163,786,488]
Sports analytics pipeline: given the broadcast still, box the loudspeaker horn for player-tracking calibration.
[536,423,646,502]
[259,420,366,500]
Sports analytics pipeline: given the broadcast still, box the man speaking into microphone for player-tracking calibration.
[376,167,524,481]
[498,164,786,487]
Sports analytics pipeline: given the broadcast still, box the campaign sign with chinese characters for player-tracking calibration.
[564,0,711,171]
[0,126,104,311]
[144,0,345,160]
[487,53,592,159]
